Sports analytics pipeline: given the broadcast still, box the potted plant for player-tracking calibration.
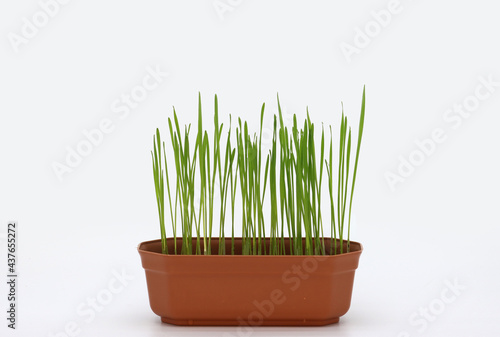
[138,88,366,326]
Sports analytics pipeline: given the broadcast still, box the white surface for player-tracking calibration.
[1,0,500,336]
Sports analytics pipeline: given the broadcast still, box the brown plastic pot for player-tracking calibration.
[138,237,362,326]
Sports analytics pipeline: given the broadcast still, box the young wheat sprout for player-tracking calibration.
[152,89,365,255]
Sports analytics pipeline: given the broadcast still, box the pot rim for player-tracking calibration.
[138,237,363,258]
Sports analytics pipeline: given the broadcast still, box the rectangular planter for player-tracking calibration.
[138,237,362,326]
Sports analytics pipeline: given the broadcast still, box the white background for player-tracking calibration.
[1,0,500,336]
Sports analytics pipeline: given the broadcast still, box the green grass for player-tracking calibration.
[152,88,366,255]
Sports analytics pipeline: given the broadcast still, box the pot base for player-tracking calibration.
[161,316,340,326]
